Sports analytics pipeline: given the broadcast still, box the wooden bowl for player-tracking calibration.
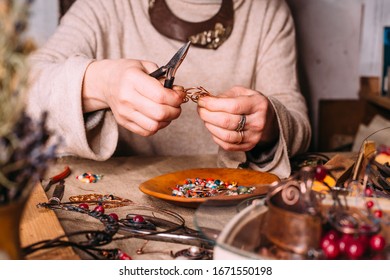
[139,168,279,208]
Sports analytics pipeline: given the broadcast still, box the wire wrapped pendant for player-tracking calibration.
[183,86,212,103]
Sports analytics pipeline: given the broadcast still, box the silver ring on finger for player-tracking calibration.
[235,115,246,132]
[235,130,244,145]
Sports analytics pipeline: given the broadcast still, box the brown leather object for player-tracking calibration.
[59,0,77,18]
[149,0,234,49]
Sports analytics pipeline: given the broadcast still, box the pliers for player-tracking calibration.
[42,165,71,192]
[149,41,191,89]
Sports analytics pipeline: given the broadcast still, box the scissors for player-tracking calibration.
[149,41,191,89]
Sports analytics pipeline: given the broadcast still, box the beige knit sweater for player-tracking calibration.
[27,0,311,178]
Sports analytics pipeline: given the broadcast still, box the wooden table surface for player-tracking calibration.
[20,185,80,259]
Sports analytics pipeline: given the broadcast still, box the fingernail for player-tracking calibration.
[197,98,205,107]
[173,85,184,91]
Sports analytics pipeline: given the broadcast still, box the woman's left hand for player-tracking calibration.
[197,86,279,151]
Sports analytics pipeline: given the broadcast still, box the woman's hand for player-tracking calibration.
[82,59,186,136]
[197,86,279,151]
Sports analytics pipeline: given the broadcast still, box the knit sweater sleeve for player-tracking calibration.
[218,0,311,178]
[253,0,311,177]
[26,0,118,160]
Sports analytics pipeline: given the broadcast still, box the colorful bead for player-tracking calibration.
[79,203,89,210]
[76,172,103,183]
[366,201,374,209]
[171,178,255,198]
[109,213,119,221]
[374,210,383,218]
[314,165,327,181]
[364,187,374,197]
[93,205,104,214]
[133,215,145,223]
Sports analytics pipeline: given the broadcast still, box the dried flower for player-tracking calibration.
[0,0,57,204]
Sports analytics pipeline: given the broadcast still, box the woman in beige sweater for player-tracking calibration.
[27,0,311,178]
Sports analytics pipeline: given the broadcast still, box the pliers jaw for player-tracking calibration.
[149,41,191,88]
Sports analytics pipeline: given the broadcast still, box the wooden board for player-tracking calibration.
[19,184,80,260]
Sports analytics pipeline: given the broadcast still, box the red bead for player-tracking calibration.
[366,201,374,209]
[120,253,132,260]
[364,188,373,197]
[133,215,145,223]
[314,165,327,181]
[118,250,132,260]
[109,213,119,221]
[374,210,383,218]
[79,203,89,210]
[369,234,386,251]
[93,205,105,214]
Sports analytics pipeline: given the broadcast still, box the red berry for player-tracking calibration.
[358,234,370,251]
[93,205,105,214]
[79,203,89,210]
[321,239,340,259]
[320,237,331,250]
[345,238,366,259]
[369,234,386,251]
[133,215,145,223]
[338,234,353,254]
[366,201,374,209]
[364,188,374,197]
[374,210,383,218]
[109,213,119,221]
[324,229,339,241]
[315,165,327,181]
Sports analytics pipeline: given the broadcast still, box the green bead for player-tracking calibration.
[237,186,248,194]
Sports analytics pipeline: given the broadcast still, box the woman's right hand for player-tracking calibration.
[82,59,186,136]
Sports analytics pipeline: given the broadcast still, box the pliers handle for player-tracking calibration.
[149,41,191,89]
